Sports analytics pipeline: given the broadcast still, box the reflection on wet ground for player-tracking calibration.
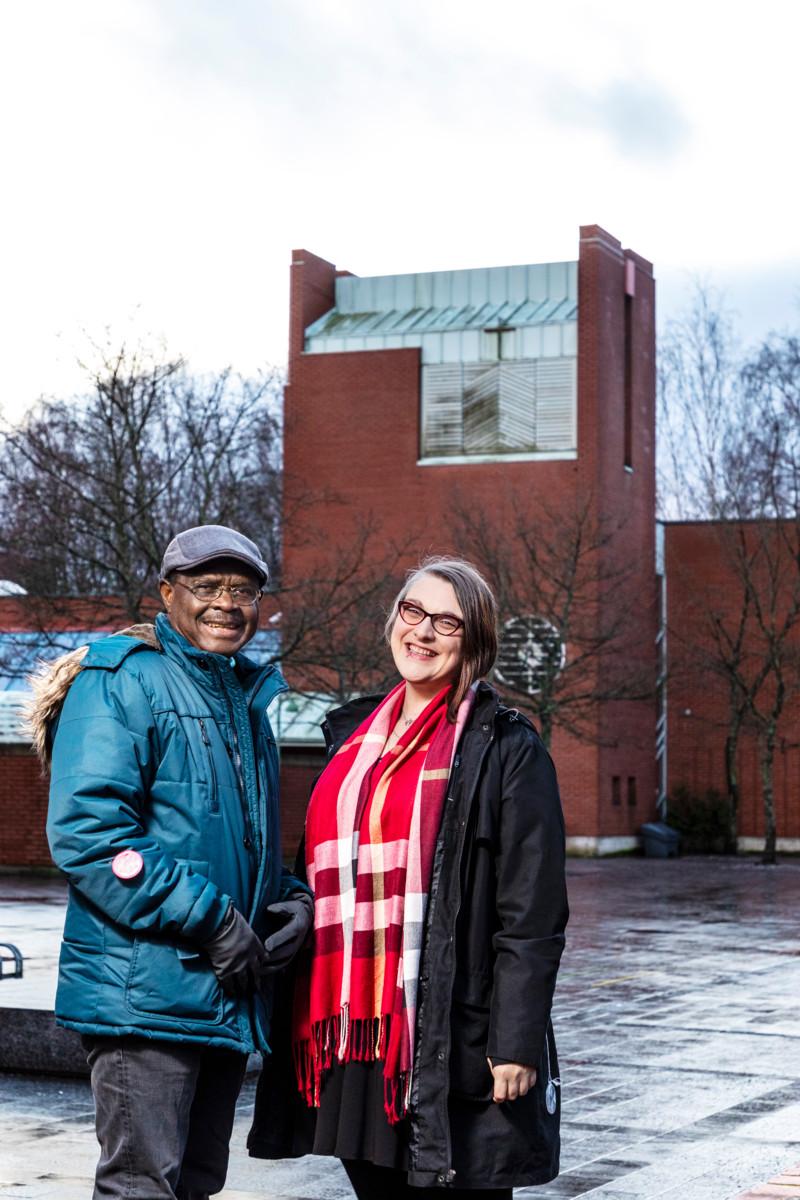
[1,857,799,1198]
[536,857,800,1199]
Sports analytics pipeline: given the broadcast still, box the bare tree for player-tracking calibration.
[739,333,800,518]
[0,352,410,706]
[671,519,800,862]
[276,510,412,703]
[658,285,756,850]
[659,287,800,860]
[453,489,655,749]
[734,343,800,863]
[0,342,283,620]
[657,283,742,521]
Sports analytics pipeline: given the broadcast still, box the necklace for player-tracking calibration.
[384,709,415,752]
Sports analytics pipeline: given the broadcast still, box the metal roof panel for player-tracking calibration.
[306,258,578,349]
[306,300,578,346]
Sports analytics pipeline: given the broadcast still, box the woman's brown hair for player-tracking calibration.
[385,556,498,721]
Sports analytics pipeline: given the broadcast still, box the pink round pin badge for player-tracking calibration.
[112,849,144,880]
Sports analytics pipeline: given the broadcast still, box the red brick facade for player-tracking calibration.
[0,747,319,869]
[0,749,51,868]
[665,521,800,845]
[282,229,659,849]
[0,227,663,862]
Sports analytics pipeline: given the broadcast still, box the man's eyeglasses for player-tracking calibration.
[397,600,464,637]
[175,581,263,607]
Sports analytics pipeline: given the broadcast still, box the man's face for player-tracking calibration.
[159,557,262,655]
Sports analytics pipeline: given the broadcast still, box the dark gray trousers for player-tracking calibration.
[83,1036,248,1200]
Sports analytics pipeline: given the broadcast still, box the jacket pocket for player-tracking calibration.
[125,936,224,1023]
[449,998,494,1101]
[198,719,219,814]
[55,937,105,1024]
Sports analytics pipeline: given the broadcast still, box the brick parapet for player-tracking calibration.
[288,249,338,375]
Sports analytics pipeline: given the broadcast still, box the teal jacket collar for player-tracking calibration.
[153,612,286,708]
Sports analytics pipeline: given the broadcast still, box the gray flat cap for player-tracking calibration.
[160,525,269,584]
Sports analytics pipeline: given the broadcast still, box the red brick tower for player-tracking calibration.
[282,227,657,851]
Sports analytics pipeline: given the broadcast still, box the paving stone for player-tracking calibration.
[3,858,800,1198]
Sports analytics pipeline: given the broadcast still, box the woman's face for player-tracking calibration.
[390,573,465,695]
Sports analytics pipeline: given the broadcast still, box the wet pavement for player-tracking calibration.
[0,874,63,1010]
[1,856,799,1199]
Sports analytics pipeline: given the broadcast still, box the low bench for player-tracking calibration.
[0,941,23,979]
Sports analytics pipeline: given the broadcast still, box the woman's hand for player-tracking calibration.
[487,1059,537,1102]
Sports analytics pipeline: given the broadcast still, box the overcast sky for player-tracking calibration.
[1,0,799,420]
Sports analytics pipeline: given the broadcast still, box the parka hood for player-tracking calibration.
[24,623,160,768]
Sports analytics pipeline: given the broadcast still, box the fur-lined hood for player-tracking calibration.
[24,623,160,767]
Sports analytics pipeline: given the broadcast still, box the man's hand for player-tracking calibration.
[261,893,314,975]
[487,1059,537,1103]
[202,904,268,997]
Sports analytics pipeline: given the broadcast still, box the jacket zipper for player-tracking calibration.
[198,719,219,814]
[214,665,256,855]
[443,729,494,1181]
[415,723,496,1183]
[253,703,282,899]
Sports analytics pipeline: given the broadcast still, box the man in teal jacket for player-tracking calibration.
[42,525,312,1200]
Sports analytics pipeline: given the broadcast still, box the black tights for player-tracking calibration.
[342,1159,513,1200]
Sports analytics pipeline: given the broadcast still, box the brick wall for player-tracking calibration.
[578,227,659,833]
[0,746,323,869]
[665,521,800,841]
[282,228,659,843]
[0,749,51,867]
[278,748,322,860]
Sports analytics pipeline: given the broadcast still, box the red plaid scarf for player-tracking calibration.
[293,681,475,1122]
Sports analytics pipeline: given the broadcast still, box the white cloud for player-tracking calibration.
[550,78,690,160]
[0,0,798,421]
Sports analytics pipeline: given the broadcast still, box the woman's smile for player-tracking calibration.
[404,642,436,659]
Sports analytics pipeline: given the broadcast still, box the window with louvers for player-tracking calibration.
[421,357,576,458]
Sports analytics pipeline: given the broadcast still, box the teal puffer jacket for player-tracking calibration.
[46,612,298,1053]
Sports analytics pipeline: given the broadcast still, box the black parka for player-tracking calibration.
[248,682,568,1189]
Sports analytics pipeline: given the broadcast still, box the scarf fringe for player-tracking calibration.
[295,1011,410,1123]
[383,1069,413,1125]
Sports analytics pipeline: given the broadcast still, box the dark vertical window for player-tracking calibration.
[623,293,633,469]
[627,776,637,807]
[612,775,622,806]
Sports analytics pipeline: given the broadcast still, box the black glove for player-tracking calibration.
[261,892,314,974]
[203,904,268,997]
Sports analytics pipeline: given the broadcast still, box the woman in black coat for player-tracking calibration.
[249,557,568,1198]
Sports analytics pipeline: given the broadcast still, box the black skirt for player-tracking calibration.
[313,1060,410,1170]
